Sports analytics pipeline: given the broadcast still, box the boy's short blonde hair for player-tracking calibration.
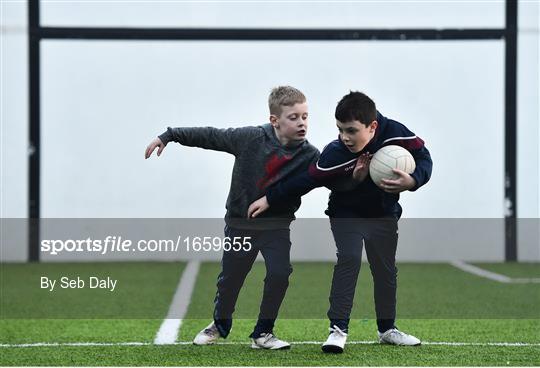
[268,86,306,116]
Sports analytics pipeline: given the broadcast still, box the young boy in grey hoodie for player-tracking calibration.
[145,86,319,349]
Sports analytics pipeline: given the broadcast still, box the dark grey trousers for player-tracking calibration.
[327,218,399,333]
[213,225,292,338]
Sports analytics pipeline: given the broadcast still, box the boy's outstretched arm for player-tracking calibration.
[157,126,259,156]
[248,147,364,218]
[248,157,321,218]
[247,168,319,218]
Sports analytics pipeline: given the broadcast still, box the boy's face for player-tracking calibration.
[336,119,378,153]
[270,102,309,143]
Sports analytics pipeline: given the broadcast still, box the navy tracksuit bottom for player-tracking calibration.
[327,218,399,333]
[213,225,292,338]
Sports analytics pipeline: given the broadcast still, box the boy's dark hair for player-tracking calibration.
[335,91,377,127]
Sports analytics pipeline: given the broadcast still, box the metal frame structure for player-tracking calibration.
[28,0,518,261]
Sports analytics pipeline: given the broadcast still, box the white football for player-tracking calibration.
[369,145,416,188]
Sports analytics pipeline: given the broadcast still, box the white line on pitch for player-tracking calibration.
[153,260,200,345]
[450,261,540,283]
[1,340,540,348]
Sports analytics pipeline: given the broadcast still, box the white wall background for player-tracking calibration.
[39,1,505,29]
[1,0,539,262]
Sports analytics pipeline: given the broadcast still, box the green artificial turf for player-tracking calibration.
[1,262,185,318]
[187,262,539,319]
[1,261,539,366]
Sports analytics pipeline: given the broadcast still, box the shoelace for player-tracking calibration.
[386,329,407,340]
[329,325,348,337]
[261,333,278,344]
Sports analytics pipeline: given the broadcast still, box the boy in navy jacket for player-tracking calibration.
[248,91,432,352]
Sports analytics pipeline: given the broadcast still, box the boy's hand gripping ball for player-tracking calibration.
[369,145,416,189]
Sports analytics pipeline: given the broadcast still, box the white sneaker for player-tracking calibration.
[251,333,291,350]
[193,322,221,345]
[321,325,348,353]
[378,328,421,346]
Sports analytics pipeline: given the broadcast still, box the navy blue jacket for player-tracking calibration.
[266,112,433,218]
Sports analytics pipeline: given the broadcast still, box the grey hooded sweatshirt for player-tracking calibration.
[159,124,319,229]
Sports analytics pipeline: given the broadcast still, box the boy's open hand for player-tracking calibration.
[352,153,372,182]
[379,169,416,193]
[247,196,269,218]
[145,138,166,159]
